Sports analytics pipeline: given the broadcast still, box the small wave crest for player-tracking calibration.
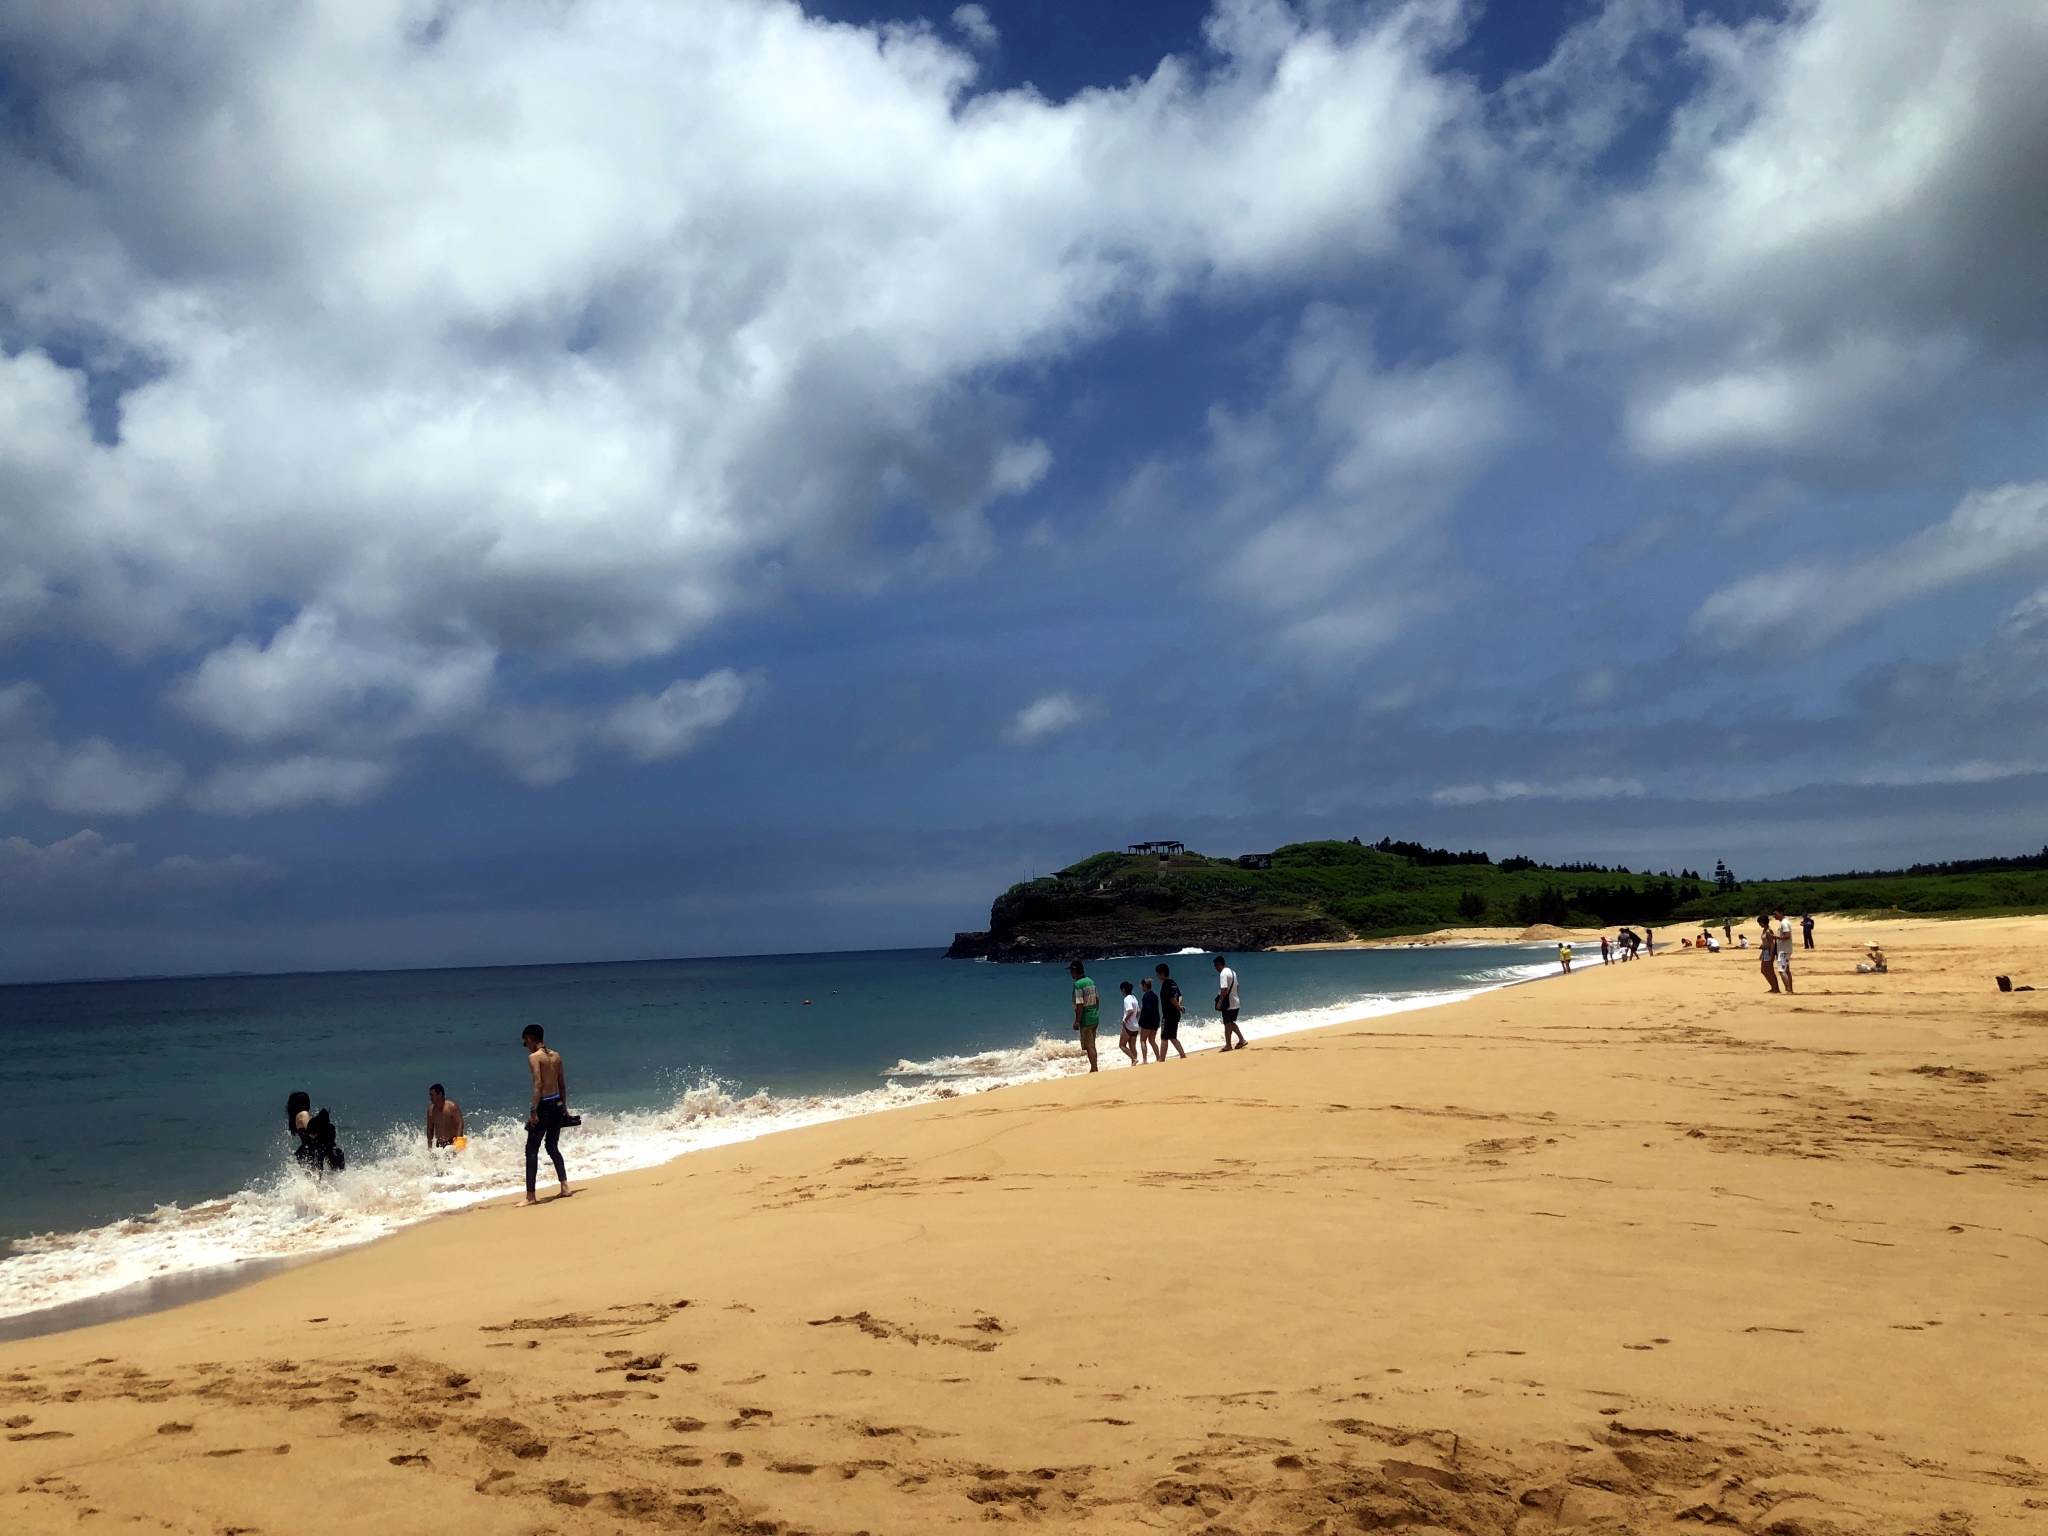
[0,960,1551,1321]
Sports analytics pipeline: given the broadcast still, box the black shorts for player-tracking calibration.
[1221,1008,1240,1026]
[1160,1016,1180,1040]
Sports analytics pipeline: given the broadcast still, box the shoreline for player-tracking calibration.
[0,953,1551,1336]
[6,914,2039,1535]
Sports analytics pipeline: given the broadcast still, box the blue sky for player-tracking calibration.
[2,0,2046,980]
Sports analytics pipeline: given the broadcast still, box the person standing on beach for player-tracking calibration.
[521,1025,572,1204]
[1069,961,1101,1072]
[1155,963,1187,1060]
[1723,918,1732,943]
[1801,913,1815,950]
[426,1083,465,1148]
[1117,981,1141,1065]
[1138,976,1161,1061]
[1773,908,1796,994]
[1559,941,1572,974]
[1644,927,1655,955]
[1757,916,1780,994]
[1600,935,1611,965]
[1214,955,1245,1050]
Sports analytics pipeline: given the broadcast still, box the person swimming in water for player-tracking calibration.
[285,1090,345,1174]
[426,1083,465,1148]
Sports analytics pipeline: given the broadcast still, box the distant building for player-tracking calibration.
[1126,840,1187,857]
[1236,853,1273,870]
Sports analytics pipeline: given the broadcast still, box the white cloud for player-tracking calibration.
[600,670,752,763]
[0,0,1468,735]
[189,755,396,816]
[951,5,1000,52]
[0,681,185,815]
[38,739,187,816]
[1690,478,2048,655]
[1204,306,1515,657]
[1585,0,2048,460]
[1004,691,1091,745]
[0,829,280,910]
[171,609,495,749]
[1431,776,1645,806]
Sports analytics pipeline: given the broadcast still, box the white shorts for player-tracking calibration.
[1775,953,1791,971]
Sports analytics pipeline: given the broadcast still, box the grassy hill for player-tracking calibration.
[945,839,2048,961]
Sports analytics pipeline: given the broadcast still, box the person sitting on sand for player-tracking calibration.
[1857,942,1888,975]
[426,1083,465,1148]
[286,1090,346,1175]
[1137,976,1161,1062]
[521,1025,573,1205]
[1705,932,1720,953]
[1069,961,1101,1073]
[1154,963,1187,1060]
[1214,955,1245,1050]
[1117,981,1141,1065]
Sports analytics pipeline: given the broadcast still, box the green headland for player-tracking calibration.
[945,838,2048,961]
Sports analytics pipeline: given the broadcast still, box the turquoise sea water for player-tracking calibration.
[0,944,1549,1322]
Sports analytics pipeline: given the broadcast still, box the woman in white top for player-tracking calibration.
[1117,981,1141,1065]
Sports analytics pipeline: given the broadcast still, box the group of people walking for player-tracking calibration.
[283,1023,578,1205]
[1065,955,1244,1071]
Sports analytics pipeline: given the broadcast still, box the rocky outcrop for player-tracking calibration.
[945,909,1349,963]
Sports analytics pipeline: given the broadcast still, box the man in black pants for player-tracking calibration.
[1154,963,1187,1059]
[521,1024,573,1205]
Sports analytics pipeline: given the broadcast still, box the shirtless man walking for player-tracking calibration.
[425,1083,465,1148]
[521,1025,572,1204]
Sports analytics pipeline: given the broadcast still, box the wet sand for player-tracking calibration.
[4,914,2046,1534]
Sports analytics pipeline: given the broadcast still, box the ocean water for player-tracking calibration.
[0,944,1550,1323]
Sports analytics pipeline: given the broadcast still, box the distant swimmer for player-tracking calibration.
[426,1083,465,1148]
[1214,955,1245,1050]
[1154,963,1187,1060]
[521,1025,573,1204]
[1068,961,1101,1073]
[1117,981,1141,1066]
[286,1090,345,1175]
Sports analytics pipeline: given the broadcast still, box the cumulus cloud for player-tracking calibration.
[0,828,280,913]
[189,755,396,817]
[951,5,1000,52]
[1690,479,2048,655]
[1004,692,1092,746]
[600,670,752,764]
[171,609,496,749]
[0,681,185,815]
[0,0,1469,747]
[1585,0,2048,460]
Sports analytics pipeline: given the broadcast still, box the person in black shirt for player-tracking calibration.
[1137,976,1162,1062]
[1153,963,1187,1060]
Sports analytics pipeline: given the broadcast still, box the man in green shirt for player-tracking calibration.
[1068,959,1101,1073]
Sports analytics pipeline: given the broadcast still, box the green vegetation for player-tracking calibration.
[949,838,2048,959]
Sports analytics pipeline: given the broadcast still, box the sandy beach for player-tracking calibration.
[5,914,2046,1534]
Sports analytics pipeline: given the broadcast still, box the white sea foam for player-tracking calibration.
[0,959,1551,1322]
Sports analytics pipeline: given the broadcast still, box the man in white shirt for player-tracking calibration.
[1213,955,1245,1050]
[1772,907,1795,994]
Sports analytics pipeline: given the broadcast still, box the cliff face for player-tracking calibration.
[946,850,1350,961]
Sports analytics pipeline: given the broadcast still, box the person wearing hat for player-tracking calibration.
[1857,942,1888,975]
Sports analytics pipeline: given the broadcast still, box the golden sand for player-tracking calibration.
[5,915,2046,1534]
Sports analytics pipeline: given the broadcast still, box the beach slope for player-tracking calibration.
[5,916,2047,1533]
